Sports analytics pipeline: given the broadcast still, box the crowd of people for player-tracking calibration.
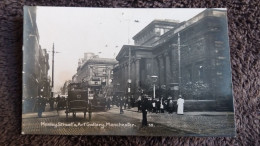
[106,93,184,126]
[23,93,184,121]
[23,96,48,117]
[107,95,182,114]
[23,95,67,117]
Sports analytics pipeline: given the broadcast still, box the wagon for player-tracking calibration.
[65,83,92,120]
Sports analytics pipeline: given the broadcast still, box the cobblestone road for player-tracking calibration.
[22,106,235,136]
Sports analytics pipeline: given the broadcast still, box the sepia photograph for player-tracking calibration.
[22,6,235,136]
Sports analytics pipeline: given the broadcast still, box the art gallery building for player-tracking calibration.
[113,9,233,111]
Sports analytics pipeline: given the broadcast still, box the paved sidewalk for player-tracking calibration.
[110,107,235,136]
[124,107,234,116]
[22,104,59,119]
[22,110,59,119]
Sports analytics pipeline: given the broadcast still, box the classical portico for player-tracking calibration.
[114,10,234,111]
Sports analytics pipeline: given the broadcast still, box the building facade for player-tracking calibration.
[73,53,118,93]
[23,6,51,99]
[113,9,233,111]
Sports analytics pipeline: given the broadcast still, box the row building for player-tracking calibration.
[23,6,51,100]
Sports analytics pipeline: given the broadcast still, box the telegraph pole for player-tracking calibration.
[128,47,131,81]
[127,47,131,93]
[51,43,54,98]
[178,33,181,97]
[50,43,60,98]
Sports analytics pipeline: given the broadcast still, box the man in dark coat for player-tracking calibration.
[142,96,149,126]
[137,96,141,112]
[106,97,111,110]
[49,97,54,110]
[168,97,174,113]
[156,99,160,113]
[36,96,45,118]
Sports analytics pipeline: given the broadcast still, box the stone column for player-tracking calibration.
[120,65,124,91]
[171,48,178,83]
[152,56,158,76]
[107,67,111,85]
[135,58,140,88]
[131,61,135,86]
[165,52,171,85]
[158,55,165,86]
[155,57,160,85]
[124,63,128,90]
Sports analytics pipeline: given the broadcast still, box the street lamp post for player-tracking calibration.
[151,75,158,99]
[177,33,181,97]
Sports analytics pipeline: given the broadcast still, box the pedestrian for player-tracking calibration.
[49,97,54,110]
[123,96,126,110]
[142,96,148,126]
[36,96,44,118]
[56,95,61,110]
[152,99,156,113]
[177,96,184,115]
[88,101,92,120]
[148,97,153,113]
[160,99,165,113]
[128,96,131,109]
[120,97,124,114]
[116,96,119,107]
[156,99,160,113]
[42,97,47,112]
[107,97,111,110]
[168,97,174,113]
[137,96,141,112]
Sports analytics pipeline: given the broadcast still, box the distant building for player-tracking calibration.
[60,80,72,95]
[73,53,118,91]
[114,9,233,111]
[23,7,50,99]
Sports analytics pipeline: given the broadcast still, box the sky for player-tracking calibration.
[36,7,206,92]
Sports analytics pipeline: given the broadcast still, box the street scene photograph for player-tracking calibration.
[22,7,235,136]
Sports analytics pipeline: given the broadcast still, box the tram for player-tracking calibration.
[58,77,107,120]
[65,83,90,119]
